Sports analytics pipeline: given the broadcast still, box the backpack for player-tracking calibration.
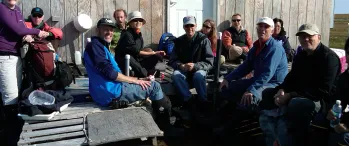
[158,32,176,56]
[23,40,74,90]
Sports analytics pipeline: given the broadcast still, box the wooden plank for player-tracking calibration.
[253,0,264,41]
[51,109,103,120]
[22,0,36,19]
[306,0,316,24]
[18,131,84,145]
[151,0,163,45]
[321,0,332,46]
[51,0,65,56]
[272,0,281,18]
[64,0,79,63]
[314,0,324,32]
[104,0,116,19]
[21,125,83,138]
[78,0,91,51]
[288,0,299,49]
[22,118,83,131]
[263,0,272,18]
[297,0,307,47]
[235,0,245,26]
[244,0,254,39]
[225,0,235,30]
[36,0,51,24]
[115,0,128,10]
[128,0,139,12]
[33,137,86,146]
[90,0,104,36]
[280,0,291,42]
[218,0,226,32]
[140,0,152,46]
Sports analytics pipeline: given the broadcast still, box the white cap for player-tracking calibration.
[257,17,274,29]
[336,100,341,105]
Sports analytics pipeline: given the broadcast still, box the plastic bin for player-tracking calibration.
[28,90,55,106]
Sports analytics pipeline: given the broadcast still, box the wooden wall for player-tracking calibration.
[8,0,166,63]
[218,0,333,49]
[2,0,333,62]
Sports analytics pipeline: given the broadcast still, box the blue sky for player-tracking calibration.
[334,0,349,14]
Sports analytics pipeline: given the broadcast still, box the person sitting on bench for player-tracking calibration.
[326,36,349,146]
[169,16,214,108]
[259,23,341,146]
[84,18,182,136]
[115,11,165,78]
[222,13,253,63]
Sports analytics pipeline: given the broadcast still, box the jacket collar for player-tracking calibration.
[92,36,110,48]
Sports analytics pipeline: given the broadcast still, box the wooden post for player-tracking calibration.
[152,137,157,146]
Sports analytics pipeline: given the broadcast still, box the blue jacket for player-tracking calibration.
[84,37,122,106]
[225,37,288,97]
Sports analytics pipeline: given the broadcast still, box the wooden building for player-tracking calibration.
[1,0,332,63]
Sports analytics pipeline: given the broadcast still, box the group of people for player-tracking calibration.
[83,6,348,146]
[1,0,349,145]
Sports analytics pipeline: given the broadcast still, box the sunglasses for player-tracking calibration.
[32,14,43,18]
[131,18,143,23]
[202,24,212,29]
[184,24,195,28]
[232,19,241,22]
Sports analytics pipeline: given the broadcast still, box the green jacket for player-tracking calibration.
[110,24,127,55]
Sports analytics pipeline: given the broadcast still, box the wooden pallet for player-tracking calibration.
[18,103,162,146]
[18,102,105,146]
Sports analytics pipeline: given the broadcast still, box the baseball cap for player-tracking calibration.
[31,7,44,16]
[97,18,116,28]
[183,16,196,25]
[296,23,320,36]
[256,17,274,28]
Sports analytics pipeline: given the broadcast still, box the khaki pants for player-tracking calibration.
[227,45,243,61]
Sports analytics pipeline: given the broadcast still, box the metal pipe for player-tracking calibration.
[213,32,223,108]
[82,32,85,58]
[125,54,130,76]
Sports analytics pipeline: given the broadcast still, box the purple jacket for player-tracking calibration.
[0,2,40,55]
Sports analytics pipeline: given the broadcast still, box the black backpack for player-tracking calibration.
[54,61,75,89]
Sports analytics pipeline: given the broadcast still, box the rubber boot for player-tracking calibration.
[152,96,185,137]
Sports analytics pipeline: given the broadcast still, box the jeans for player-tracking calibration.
[171,70,207,101]
[119,81,163,103]
[259,90,321,146]
[328,132,349,146]
[0,55,22,105]
[259,115,290,146]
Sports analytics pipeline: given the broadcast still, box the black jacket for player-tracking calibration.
[280,43,341,102]
[169,32,214,72]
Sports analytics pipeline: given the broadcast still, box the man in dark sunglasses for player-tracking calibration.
[222,13,252,63]
[24,7,63,50]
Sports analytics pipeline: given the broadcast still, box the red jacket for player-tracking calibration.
[25,21,63,40]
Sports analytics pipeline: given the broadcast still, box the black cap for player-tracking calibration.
[31,7,43,15]
[97,18,116,28]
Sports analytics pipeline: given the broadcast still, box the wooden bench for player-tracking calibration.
[18,102,162,146]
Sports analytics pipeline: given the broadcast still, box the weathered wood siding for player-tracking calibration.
[218,0,333,49]
[4,0,332,62]
[13,0,165,63]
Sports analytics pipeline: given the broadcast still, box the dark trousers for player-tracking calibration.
[0,103,24,146]
[116,55,159,78]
